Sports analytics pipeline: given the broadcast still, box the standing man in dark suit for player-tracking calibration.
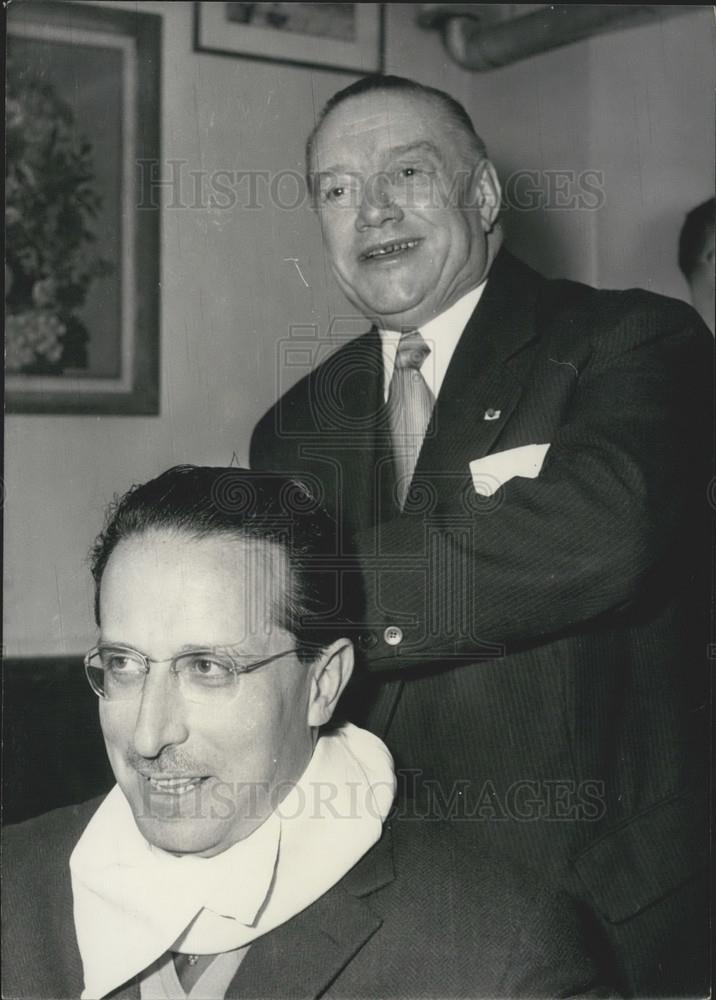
[250,75,713,997]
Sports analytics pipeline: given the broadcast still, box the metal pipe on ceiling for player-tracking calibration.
[437,4,692,71]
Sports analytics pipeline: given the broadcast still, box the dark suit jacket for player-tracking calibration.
[1,797,613,999]
[250,250,712,996]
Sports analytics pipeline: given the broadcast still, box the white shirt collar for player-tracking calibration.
[378,282,486,401]
[70,724,395,999]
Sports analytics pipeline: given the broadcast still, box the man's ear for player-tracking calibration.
[307,639,354,728]
[473,159,502,231]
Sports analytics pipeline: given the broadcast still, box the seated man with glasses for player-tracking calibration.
[3,466,611,999]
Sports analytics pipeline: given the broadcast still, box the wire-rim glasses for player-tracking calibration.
[84,643,299,705]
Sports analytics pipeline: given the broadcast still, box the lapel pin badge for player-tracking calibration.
[484,408,501,421]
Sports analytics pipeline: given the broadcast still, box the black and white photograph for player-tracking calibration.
[3,2,714,999]
[195,2,384,73]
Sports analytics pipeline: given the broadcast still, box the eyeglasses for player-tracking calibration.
[84,643,299,705]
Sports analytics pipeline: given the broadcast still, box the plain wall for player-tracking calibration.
[4,2,714,656]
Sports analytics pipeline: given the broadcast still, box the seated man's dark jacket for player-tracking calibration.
[250,249,713,995]
[2,797,612,999]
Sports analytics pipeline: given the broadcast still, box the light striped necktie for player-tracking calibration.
[388,330,435,510]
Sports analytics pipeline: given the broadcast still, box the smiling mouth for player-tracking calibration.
[360,238,422,261]
[143,775,208,795]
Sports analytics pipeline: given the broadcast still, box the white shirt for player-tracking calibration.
[378,282,486,401]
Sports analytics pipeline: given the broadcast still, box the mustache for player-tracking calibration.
[125,746,206,774]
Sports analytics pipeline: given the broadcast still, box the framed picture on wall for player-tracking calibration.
[194,2,384,74]
[5,1,161,415]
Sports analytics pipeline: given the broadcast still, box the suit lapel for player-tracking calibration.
[107,978,140,999]
[414,249,541,502]
[227,828,394,999]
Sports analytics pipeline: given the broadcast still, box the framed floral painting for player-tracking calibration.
[5,1,161,414]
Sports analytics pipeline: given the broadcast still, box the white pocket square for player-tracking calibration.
[470,444,551,497]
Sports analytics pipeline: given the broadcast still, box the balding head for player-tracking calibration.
[306,75,488,194]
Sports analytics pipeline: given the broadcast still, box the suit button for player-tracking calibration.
[383,626,403,646]
[358,631,378,650]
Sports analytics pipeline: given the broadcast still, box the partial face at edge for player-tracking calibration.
[311,89,501,329]
[688,227,715,335]
[97,530,317,856]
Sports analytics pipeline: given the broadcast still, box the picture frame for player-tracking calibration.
[5,1,161,415]
[194,2,385,75]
